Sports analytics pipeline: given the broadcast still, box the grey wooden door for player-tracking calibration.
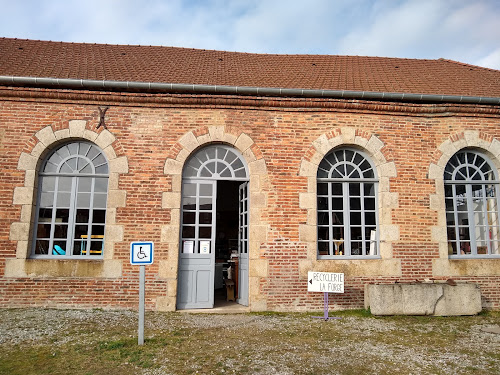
[177,180,216,309]
[238,181,249,306]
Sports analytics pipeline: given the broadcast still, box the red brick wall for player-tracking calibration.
[1,88,499,311]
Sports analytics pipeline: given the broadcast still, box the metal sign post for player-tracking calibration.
[130,242,154,345]
[307,271,344,321]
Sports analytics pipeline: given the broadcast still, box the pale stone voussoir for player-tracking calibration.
[9,222,30,241]
[109,156,129,174]
[102,145,117,161]
[340,127,356,143]
[178,131,198,152]
[18,152,38,171]
[366,135,384,154]
[235,133,254,152]
[82,129,99,142]
[54,129,70,141]
[428,163,443,180]
[312,134,331,155]
[248,159,267,176]
[299,159,317,177]
[162,191,181,209]
[463,130,480,146]
[68,120,87,138]
[35,126,57,147]
[95,129,116,150]
[208,126,225,141]
[164,158,183,175]
[13,186,34,205]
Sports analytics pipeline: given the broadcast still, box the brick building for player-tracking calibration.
[1,38,499,312]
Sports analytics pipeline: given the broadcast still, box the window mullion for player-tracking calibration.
[466,184,477,255]
[481,184,491,255]
[360,182,366,256]
[67,176,77,256]
[327,182,332,256]
[452,184,461,256]
[344,181,350,256]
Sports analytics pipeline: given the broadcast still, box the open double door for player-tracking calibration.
[177,180,249,309]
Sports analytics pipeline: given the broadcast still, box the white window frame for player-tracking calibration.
[444,149,500,258]
[31,141,109,259]
[317,148,379,259]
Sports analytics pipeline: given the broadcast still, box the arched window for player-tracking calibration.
[183,145,248,179]
[32,142,109,258]
[317,148,379,258]
[444,149,500,257]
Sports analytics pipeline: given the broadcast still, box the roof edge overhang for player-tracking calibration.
[0,75,499,105]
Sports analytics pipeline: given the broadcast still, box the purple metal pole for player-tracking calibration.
[312,292,341,320]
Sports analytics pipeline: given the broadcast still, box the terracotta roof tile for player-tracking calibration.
[1,37,499,97]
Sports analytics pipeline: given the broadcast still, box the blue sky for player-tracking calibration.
[1,0,499,69]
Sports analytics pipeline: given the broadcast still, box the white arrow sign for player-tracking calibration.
[308,271,344,293]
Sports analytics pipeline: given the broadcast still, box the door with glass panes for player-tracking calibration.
[177,180,216,309]
[177,145,249,309]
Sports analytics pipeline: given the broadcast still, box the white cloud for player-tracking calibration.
[0,0,499,69]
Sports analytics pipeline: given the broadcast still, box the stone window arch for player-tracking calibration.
[317,147,379,258]
[444,149,500,257]
[32,141,109,258]
[7,121,127,278]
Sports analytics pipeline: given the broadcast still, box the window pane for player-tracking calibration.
[38,208,52,222]
[331,197,342,210]
[183,211,196,224]
[332,212,343,224]
[351,242,362,255]
[56,192,71,207]
[199,184,213,197]
[199,198,212,210]
[364,183,375,196]
[365,212,376,225]
[52,241,67,255]
[182,226,195,238]
[349,198,361,210]
[318,241,329,255]
[199,212,212,224]
[95,164,108,174]
[349,183,360,196]
[351,227,362,240]
[41,176,56,192]
[350,212,362,225]
[40,192,54,207]
[317,197,328,210]
[318,212,329,225]
[318,227,329,241]
[182,197,196,211]
[93,193,107,209]
[76,209,89,223]
[90,240,103,252]
[77,193,91,207]
[74,225,89,239]
[364,197,376,210]
[78,177,92,192]
[35,240,50,255]
[317,183,328,195]
[53,225,68,239]
[93,210,106,223]
[92,225,105,236]
[58,177,73,192]
[55,209,70,223]
[199,226,212,239]
[36,224,51,239]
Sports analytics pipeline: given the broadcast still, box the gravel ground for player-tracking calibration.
[1,308,499,375]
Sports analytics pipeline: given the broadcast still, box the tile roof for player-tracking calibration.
[1,37,499,98]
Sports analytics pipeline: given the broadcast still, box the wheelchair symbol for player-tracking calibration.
[137,246,147,259]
